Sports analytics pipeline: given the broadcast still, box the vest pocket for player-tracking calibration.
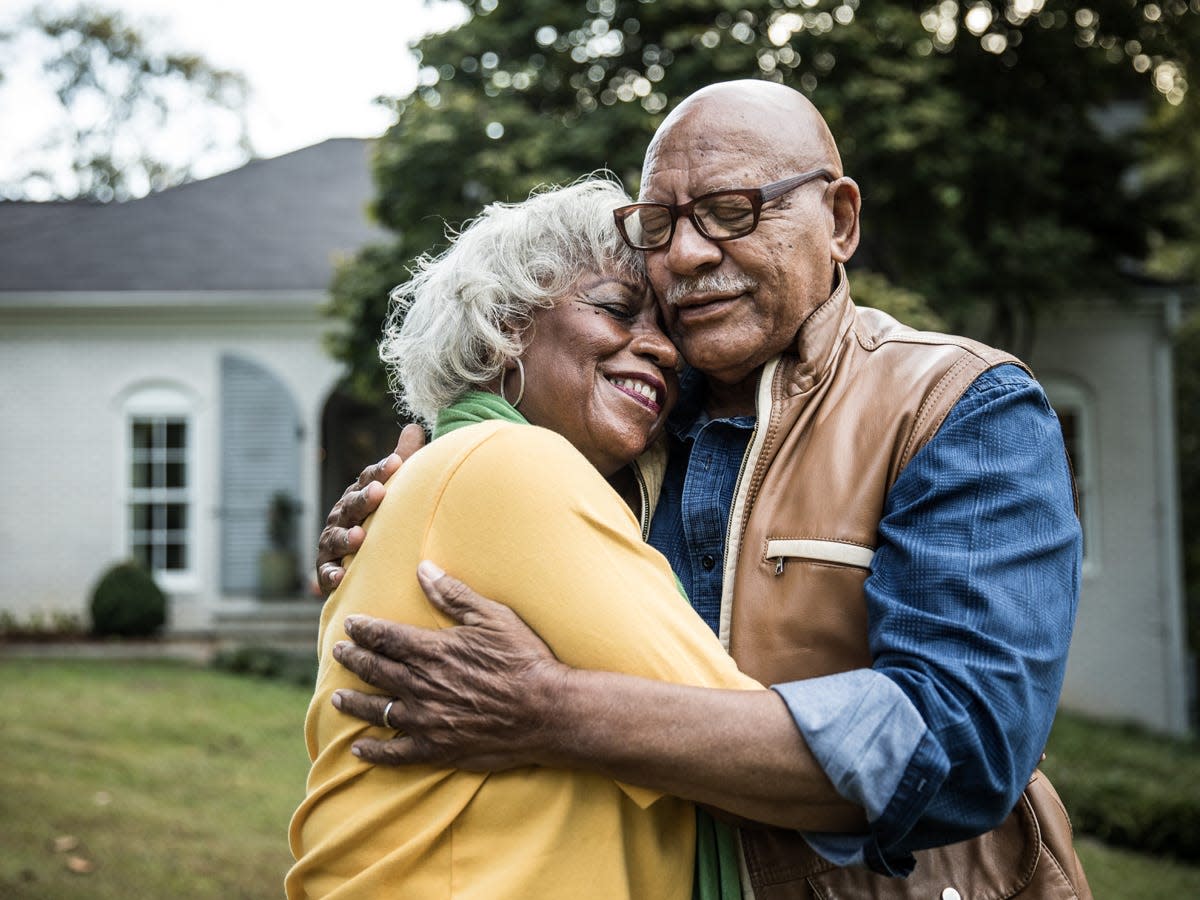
[765,539,875,575]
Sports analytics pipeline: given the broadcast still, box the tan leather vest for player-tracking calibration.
[639,270,1090,897]
[716,274,1020,685]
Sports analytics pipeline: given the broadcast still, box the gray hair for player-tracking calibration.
[380,175,645,426]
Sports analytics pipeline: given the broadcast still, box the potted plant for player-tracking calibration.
[258,491,301,598]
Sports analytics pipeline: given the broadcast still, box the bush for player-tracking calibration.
[211,644,318,687]
[1043,711,1200,863]
[90,561,167,637]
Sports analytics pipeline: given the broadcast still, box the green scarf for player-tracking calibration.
[433,390,527,439]
[435,389,741,900]
[695,808,742,900]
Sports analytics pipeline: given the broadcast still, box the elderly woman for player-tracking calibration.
[286,179,760,900]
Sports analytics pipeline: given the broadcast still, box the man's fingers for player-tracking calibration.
[342,482,385,526]
[351,735,424,766]
[395,423,427,461]
[318,523,363,559]
[332,689,398,728]
[316,562,344,597]
[415,561,503,627]
[332,640,412,694]
[356,452,401,490]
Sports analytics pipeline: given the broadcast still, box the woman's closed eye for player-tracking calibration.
[577,297,635,319]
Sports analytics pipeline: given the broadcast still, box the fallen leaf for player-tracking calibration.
[52,835,79,853]
[66,856,94,874]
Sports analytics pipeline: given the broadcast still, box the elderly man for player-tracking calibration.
[320,81,1086,893]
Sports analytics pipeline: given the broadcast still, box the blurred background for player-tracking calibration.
[1,0,1198,895]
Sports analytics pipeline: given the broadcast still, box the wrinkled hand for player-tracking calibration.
[315,424,426,597]
[331,561,569,771]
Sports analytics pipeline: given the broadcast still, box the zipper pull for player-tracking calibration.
[774,557,784,576]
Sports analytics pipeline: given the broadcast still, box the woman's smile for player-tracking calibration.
[516,271,679,476]
[606,373,666,416]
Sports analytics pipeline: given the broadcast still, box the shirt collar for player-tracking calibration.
[666,366,756,441]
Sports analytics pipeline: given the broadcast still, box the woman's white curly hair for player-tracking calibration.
[379,174,646,427]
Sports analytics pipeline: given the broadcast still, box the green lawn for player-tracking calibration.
[1,657,1198,898]
[0,659,311,899]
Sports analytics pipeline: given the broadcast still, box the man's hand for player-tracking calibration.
[331,561,570,770]
[315,424,426,597]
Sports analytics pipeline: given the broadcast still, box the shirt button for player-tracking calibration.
[701,555,716,571]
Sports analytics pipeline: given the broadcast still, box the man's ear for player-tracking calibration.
[828,177,861,264]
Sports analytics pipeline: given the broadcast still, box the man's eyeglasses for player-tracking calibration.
[613,168,835,251]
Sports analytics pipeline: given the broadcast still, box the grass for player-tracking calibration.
[0,658,312,899]
[1,658,1198,898]
[1076,837,1200,898]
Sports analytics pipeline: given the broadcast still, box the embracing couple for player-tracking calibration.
[286,80,1091,899]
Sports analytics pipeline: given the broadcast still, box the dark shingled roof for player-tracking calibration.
[0,138,388,292]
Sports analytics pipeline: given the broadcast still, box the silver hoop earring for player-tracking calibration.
[500,358,525,408]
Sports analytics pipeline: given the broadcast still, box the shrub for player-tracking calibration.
[1044,711,1200,863]
[211,644,318,687]
[90,561,167,637]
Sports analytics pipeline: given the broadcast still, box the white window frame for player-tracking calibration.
[1041,377,1098,569]
[122,385,197,592]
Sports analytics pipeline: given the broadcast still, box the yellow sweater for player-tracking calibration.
[286,421,759,899]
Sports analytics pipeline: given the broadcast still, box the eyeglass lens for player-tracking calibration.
[624,193,758,248]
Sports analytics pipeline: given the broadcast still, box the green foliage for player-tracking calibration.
[210,643,319,687]
[845,270,945,332]
[1043,710,1200,862]
[1143,96,1200,282]
[328,0,1198,399]
[0,609,85,639]
[89,561,166,637]
[1177,309,1200,656]
[0,4,250,200]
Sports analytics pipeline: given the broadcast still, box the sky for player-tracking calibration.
[0,0,469,195]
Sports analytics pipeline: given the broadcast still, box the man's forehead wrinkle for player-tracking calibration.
[642,133,794,200]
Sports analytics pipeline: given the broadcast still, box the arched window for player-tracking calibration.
[1042,377,1096,564]
[123,385,194,580]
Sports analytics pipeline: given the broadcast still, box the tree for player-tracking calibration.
[328,0,1197,400]
[0,5,251,201]
[1176,310,1200,663]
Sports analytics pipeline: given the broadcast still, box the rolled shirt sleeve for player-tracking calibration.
[773,365,1083,874]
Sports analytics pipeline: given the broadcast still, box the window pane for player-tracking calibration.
[1052,406,1086,556]
[166,462,186,488]
[165,543,187,570]
[165,421,186,449]
[131,504,151,530]
[132,422,153,449]
[132,542,152,569]
[1055,410,1080,469]
[131,461,151,489]
[166,504,187,530]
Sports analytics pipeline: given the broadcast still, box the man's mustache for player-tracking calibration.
[662,273,758,307]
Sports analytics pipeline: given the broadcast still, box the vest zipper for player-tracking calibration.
[631,459,652,541]
[716,357,781,649]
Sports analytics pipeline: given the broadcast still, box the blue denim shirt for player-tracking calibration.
[648,364,1082,875]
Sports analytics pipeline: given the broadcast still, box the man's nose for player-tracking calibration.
[662,215,722,275]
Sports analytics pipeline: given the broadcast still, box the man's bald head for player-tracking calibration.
[635,79,861,392]
[642,80,843,191]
